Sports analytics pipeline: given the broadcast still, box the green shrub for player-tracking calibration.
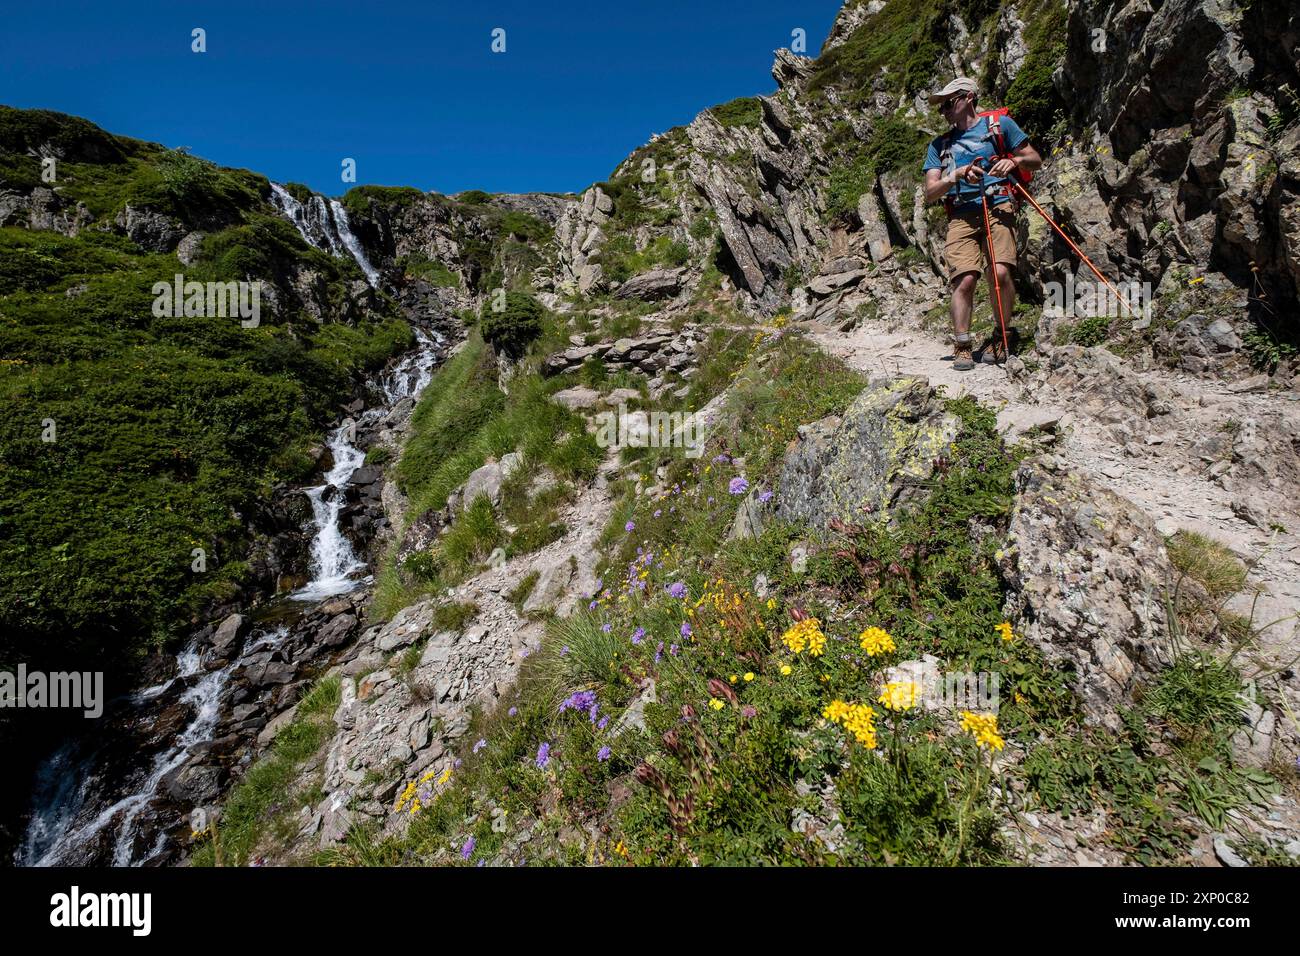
[480,291,545,359]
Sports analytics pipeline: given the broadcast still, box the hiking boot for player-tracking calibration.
[953,343,975,371]
[980,328,1018,364]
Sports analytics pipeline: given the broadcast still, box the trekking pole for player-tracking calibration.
[973,160,1010,364]
[1006,178,1137,320]
[980,190,1011,365]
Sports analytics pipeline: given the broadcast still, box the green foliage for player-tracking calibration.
[709,97,763,128]
[480,291,545,359]
[395,251,460,287]
[1003,0,1068,139]
[1069,314,1111,346]
[599,234,690,284]
[431,600,480,633]
[810,0,950,100]
[824,113,929,222]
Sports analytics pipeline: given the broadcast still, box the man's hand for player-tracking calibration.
[958,163,984,185]
[988,157,1019,178]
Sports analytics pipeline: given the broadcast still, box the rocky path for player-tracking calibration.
[811,316,1300,866]
[810,317,1300,679]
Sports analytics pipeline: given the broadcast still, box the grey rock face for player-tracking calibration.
[115,203,185,252]
[999,462,1174,730]
[776,377,960,530]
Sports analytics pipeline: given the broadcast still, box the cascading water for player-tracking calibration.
[20,626,285,867]
[18,323,446,866]
[329,199,382,287]
[18,179,448,866]
[268,182,380,287]
[291,414,374,602]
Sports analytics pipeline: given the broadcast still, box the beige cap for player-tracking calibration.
[928,77,977,105]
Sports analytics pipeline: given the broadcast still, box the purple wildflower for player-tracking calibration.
[712,454,730,464]
[473,738,487,754]
[454,758,463,769]
[729,476,749,496]
[758,489,774,503]
[667,581,687,599]
[561,645,570,656]
[597,746,612,762]
[625,521,636,532]
[670,644,680,656]
[477,859,486,868]
[602,622,612,633]
[535,742,551,769]
[597,715,610,731]
[654,509,662,517]
[681,622,692,638]
[560,690,598,714]
[631,626,645,645]
[707,496,715,504]
[588,600,599,610]
[461,836,475,860]
[508,706,518,717]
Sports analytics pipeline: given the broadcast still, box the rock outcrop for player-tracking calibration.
[776,377,960,529]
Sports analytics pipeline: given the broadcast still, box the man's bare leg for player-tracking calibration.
[951,272,978,370]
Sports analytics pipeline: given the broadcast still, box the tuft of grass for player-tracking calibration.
[1166,531,1248,601]
[431,600,479,633]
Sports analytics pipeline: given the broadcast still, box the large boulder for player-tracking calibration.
[998,461,1175,730]
[776,377,960,529]
[613,268,684,301]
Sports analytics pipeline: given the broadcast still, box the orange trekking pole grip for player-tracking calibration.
[1007,179,1136,320]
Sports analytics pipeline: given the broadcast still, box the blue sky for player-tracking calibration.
[2,0,842,196]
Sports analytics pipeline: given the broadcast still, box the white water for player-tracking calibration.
[329,199,382,287]
[21,626,287,867]
[291,417,372,602]
[267,182,380,287]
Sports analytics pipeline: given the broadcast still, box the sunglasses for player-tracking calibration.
[939,94,969,111]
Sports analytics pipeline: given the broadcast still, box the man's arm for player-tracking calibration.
[924,163,982,204]
[989,142,1042,179]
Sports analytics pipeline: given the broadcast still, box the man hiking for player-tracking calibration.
[922,77,1042,369]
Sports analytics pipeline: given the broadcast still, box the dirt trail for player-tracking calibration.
[809,318,1300,677]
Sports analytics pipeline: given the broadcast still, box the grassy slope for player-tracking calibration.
[299,318,1278,867]
[0,106,411,667]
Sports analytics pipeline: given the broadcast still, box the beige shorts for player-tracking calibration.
[944,202,1017,280]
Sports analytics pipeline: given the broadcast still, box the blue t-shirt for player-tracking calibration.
[923,115,1028,212]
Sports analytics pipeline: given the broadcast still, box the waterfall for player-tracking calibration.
[329,199,382,287]
[17,322,445,867]
[268,183,379,287]
[291,416,374,602]
[19,626,287,867]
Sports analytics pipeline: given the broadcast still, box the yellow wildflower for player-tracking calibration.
[960,711,1005,751]
[878,681,920,712]
[781,617,825,656]
[822,699,852,723]
[743,672,755,682]
[709,698,725,711]
[780,664,792,676]
[859,626,896,656]
[995,621,1015,643]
